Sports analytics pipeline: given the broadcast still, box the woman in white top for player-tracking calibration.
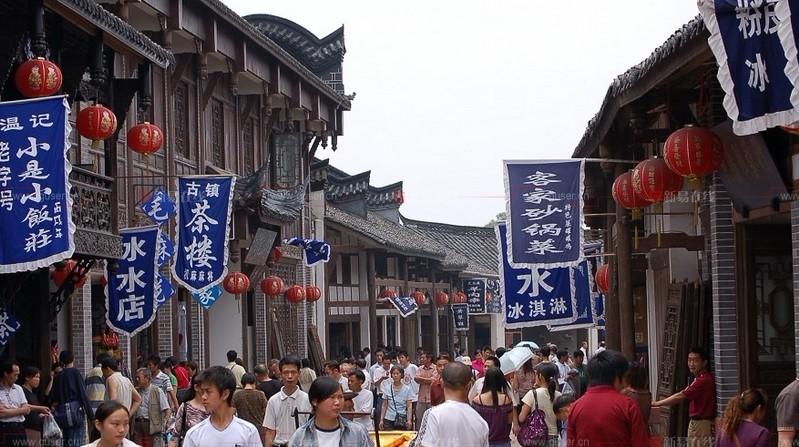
[81,400,140,447]
[518,363,561,446]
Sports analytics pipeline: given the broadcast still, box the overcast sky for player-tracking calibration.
[226,1,700,226]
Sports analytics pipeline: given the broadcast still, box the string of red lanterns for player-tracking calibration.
[77,103,117,149]
[15,57,62,98]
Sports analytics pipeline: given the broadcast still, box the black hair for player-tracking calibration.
[59,350,74,365]
[181,374,202,404]
[539,346,551,357]
[100,357,119,372]
[481,345,492,353]
[495,347,507,358]
[689,346,710,362]
[553,394,576,413]
[362,347,370,354]
[375,348,385,355]
[279,355,302,371]
[397,350,409,359]
[95,352,112,366]
[351,369,365,383]
[535,363,559,402]
[436,353,450,362]
[624,362,648,390]
[390,365,405,379]
[197,366,237,405]
[587,350,629,387]
[484,355,501,368]
[226,350,237,362]
[21,366,40,382]
[324,360,340,372]
[354,359,366,369]
[147,354,161,366]
[308,376,343,410]
[301,358,310,369]
[573,350,584,359]
[557,350,569,360]
[90,400,129,441]
[481,367,509,407]
[241,373,256,386]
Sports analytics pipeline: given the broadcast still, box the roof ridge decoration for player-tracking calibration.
[573,15,706,158]
[244,14,345,76]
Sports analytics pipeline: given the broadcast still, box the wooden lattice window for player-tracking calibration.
[243,117,254,176]
[211,100,225,167]
[175,82,189,159]
[271,133,301,188]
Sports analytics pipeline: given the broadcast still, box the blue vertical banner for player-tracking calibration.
[496,223,578,329]
[172,176,235,293]
[0,96,74,273]
[154,274,175,309]
[548,260,597,331]
[486,279,504,314]
[105,226,159,336]
[139,187,176,226]
[387,295,418,318]
[463,278,487,315]
[156,232,174,266]
[699,0,799,135]
[192,284,223,310]
[503,160,584,268]
[452,304,469,331]
[0,308,21,346]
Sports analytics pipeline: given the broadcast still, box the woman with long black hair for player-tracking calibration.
[166,375,208,447]
[472,367,516,447]
[518,363,561,446]
[288,376,371,446]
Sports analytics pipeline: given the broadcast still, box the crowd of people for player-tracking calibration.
[1,341,798,446]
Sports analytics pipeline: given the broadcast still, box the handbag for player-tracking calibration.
[518,389,549,447]
[53,400,83,428]
[389,384,407,427]
[177,402,189,447]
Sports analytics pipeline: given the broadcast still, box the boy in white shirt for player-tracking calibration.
[182,366,261,447]
[263,356,313,446]
[348,370,374,431]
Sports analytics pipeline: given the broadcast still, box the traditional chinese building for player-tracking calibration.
[573,15,798,437]
[0,0,351,379]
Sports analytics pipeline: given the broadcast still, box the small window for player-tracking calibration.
[271,133,301,188]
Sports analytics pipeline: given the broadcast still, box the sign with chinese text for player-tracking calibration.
[285,237,331,267]
[387,294,418,318]
[698,0,799,135]
[0,308,21,346]
[496,223,578,329]
[503,160,584,268]
[486,279,503,314]
[192,284,222,310]
[139,188,176,226]
[172,176,235,293]
[156,232,174,267]
[0,96,73,273]
[549,260,596,332]
[462,278,487,315]
[155,274,175,309]
[452,303,469,331]
[106,226,159,336]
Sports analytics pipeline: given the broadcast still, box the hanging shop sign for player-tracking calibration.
[140,188,176,226]
[452,304,470,331]
[387,294,419,318]
[462,278,487,315]
[285,237,331,267]
[192,284,223,310]
[106,226,159,336]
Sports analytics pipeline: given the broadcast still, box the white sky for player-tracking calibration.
[225,1,700,226]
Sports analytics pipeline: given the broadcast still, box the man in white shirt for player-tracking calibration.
[0,359,31,445]
[398,350,420,426]
[323,360,350,392]
[263,356,313,446]
[354,359,372,391]
[225,350,247,389]
[369,349,385,381]
[348,370,374,431]
[554,350,571,391]
[412,361,489,447]
[362,347,372,366]
[183,366,261,447]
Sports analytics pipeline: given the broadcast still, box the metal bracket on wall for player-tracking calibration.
[50,258,95,319]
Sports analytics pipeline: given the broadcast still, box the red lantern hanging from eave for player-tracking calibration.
[127,122,163,156]
[612,171,652,219]
[435,291,449,307]
[223,272,250,295]
[77,104,117,149]
[286,285,305,303]
[15,57,62,98]
[631,158,683,205]
[664,125,724,188]
[411,291,426,306]
[452,291,468,304]
[379,289,397,299]
[260,275,283,296]
[595,264,610,294]
[305,286,322,302]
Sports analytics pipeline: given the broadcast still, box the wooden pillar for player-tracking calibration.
[615,164,635,359]
[367,251,378,361]
[603,160,621,351]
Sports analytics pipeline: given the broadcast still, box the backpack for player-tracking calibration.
[517,389,549,447]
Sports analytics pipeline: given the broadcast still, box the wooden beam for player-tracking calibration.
[632,232,705,253]
[168,0,183,30]
[239,95,258,126]
[201,72,222,110]
[170,54,191,84]
[203,16,218,53]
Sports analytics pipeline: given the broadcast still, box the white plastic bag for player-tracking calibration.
[42,414,64,443]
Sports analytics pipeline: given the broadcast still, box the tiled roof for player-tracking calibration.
[573,16,707,158]
[57,0,174,68]
[311,159,404,209]
[401,215,498,278]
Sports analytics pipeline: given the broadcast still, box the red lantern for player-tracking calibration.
[286,285,305,303]
[305,286,322,302]
[631,158,683,204]
[380,289,397,299]
[612,171,652,212]
[435,291,449,306]
[260,276,283,296]
[271,247,282,263]
[51,260,87,288]
[411,291,426,306]
[15,58,62,97]
[127,122,163,156]
[452,291,468,304]
[77,104,117,149]
[664,125,724,187]
[223,272,250,295]
[595,264,610,294]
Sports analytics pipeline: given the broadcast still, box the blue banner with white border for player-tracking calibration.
[0,308,21,346]
[139,187,176,226]
[503,160,584,268]
[0,96,74,273]
[699,0,799,135]
[155,274,175,309]
[463,278,487,315]
[172,176,235,293]
[387,295,418,318]
[452,303,469,331]
[496,223,578,329]
[548,260,596,332]
[285,237,331,267]
[192,284,222,310]
[486,279,503,314]
[156,231,174,267]
[105,226,159,336]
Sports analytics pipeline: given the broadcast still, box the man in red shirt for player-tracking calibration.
[567,350,649,447]
[653,346,716,447]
